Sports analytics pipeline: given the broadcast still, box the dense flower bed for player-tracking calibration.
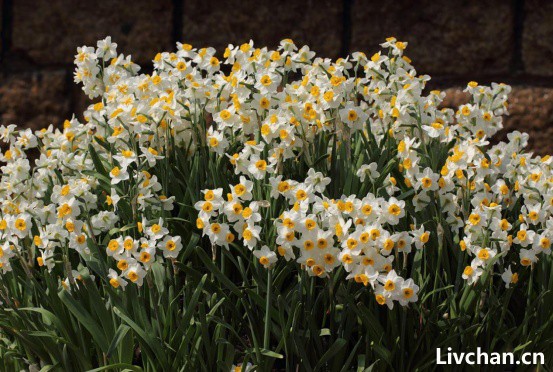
[0,37,551,370]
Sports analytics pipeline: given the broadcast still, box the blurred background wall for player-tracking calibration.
[0,0,551,154]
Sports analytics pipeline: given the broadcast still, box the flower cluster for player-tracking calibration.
[458,131,553,286]
[0,36,551,311]
[0,38,178,289]
[187,37,552,307]
[196,168,424,308]
[272,173,424,308]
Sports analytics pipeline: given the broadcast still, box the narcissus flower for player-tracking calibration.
[253,245,277,268]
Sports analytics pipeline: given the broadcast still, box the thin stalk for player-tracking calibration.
[328,274,335,339]
[523,266,534,337]
[400,307,407,371]
[264,268,273,350]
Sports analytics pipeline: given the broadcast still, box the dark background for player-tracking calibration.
[0,0,551,154]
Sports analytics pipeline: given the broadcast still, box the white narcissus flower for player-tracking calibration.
[385,174,400,196]
[474,247,496,266]
[422,120,446,138]
[108,268,128,290]
[305,168,331,193]
[106,237,124,257]
[10,214,31,239]
[37,249,55,272]
[411,225,430,250]
[379,270,402,296]
[339,103,361,126]
[255,71,282,95]
[109,165,129,184]
[159,235,183,258]
[15,129,38,149]
[230,362,253,372]
[232,177,254,201]
[107,188,121,208]
[241,223,262,250]
[206,127,229,155]
[96,36,117,60]
[501,266,518,288]
[0,124,17,142]
[533,233,551,254]
[113,149,137,169]
[514,224,535,248]
[205,222,230,247]
[140,146,163,167]
[519,249,537,267]
[146,218,169,241]
[356,162,380,182]
[247,155,272,180]
[398,278,419,306]
[415,167,439,191]
[90,211,119,235]
[462,261,483,285]
[0,242,15,273]
[382,198,405,225]
[123,264,146,287]
[253,245,277,268]
[213,106,238,128]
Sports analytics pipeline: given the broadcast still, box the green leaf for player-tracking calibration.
[314,338,347,371]
[514,341,532,353]
[88,363,143,372]
[58,289,110,353]
[88,143,108,177]
[106,324,131,358]
[259,348,283,359]
[113,307,170,371]
[195,247,242,297]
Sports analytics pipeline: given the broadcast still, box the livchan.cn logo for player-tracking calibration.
[436,347,545,366]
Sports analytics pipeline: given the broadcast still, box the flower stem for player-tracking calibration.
[263,268,273,350]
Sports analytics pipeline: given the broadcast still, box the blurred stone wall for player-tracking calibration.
[0,0,551,154]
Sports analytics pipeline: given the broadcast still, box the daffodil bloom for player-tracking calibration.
[108,268,128,290]
[159,235,183,258]
[501,266,519,288]
[253,245,277,268]
[356,163,380,183]
[109,165,129,184]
